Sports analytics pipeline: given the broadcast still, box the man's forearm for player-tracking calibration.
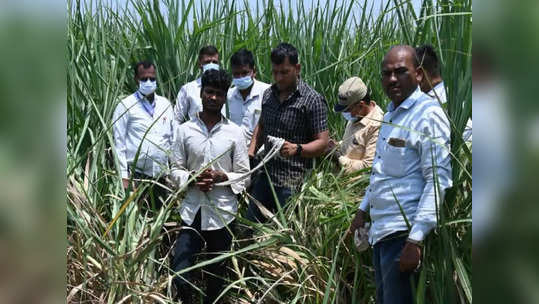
[248,123,263,156]
[298,130,329,158]
[300,138,329,157]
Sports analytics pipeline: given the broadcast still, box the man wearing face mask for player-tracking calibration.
[226,48,271,149]
[329,77,384,175]
[112,61,175,208]
[174,45,224,124]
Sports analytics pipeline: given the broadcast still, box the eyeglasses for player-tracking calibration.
[139,77,156,82]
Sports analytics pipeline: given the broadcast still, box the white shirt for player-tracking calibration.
[359,87,453,245]
[169,114,250,230]
[112,92,176,179]
[429,81,472,142]
[226,79,271,145]
[174,77,226,124]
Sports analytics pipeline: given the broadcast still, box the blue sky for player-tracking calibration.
[78,0,425,24]
[3,0,425,17]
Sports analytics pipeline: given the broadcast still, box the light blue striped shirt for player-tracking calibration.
[359,87,452,245]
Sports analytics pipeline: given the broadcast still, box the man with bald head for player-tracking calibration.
[349,45,452,304]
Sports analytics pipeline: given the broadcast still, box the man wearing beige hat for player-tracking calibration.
[329,77,384,175]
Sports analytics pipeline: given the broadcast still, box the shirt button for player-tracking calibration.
[382,137,386,141]
[377,155,381,159]
[389,120,392,123]
[369,189,372,192]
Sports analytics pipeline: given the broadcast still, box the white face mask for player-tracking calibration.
[341,112,357,122]
[139,79,157,96]
[233,75,254,90]
[202,63,220,72]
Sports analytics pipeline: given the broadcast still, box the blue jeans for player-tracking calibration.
[372,232,414,304]
[246,174,293,223]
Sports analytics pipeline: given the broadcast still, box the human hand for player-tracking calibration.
[195,169,228,192]
[122,178,136,191]
[399,241,422,272]
[280,141,298,157]
[348,209,366,237]
[327,139,337,152]
[195,169,214,192]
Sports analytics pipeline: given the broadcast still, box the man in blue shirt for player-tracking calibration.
[349,45,452,304]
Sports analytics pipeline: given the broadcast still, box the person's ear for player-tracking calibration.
[416,66,424,84]
[295,64,301,76]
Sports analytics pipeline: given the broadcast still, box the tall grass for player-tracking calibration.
[67,0,472,302]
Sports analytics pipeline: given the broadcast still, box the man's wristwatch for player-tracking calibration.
[296,144,303,156]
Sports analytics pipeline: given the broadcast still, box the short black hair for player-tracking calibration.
[201,69,232,92]
[134,61,155,77]
[230,48,255,69]
[198,45,219,60]
[271,42,299,65]
[416,44,440,76]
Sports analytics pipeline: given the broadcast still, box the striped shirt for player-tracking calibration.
[259,79,328,190]
[359,87,452,245]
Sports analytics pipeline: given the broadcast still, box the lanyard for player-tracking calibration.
[135,91,155,117]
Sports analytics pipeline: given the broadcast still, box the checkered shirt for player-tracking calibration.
[260,79,328,189]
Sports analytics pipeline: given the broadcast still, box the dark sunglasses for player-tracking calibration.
[139,77,156,82]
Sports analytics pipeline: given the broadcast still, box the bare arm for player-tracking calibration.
[248,122,263,158]
[281,130,329,158]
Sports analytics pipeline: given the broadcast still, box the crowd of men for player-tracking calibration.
[112,42,463,304]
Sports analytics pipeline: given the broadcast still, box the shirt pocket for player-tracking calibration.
[242,106,261,132]
[280,105,305,134]
[130,114,149,133]
[381,140,414,177]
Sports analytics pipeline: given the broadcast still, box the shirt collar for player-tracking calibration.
[386,86,422,112]
[428,81,445,98]
[234,79,261,102]
[194,112,230,130]
[296,79,308,97]
[357,104,382,126]
[134,91,155,105]
[270,78,305,99]
[196,77,202,87]
[432,81,444,92]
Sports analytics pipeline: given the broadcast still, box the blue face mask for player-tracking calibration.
[139,79,157,96]
[233,75,254,90]
[202,63,220,72]
[341,112,357,122]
